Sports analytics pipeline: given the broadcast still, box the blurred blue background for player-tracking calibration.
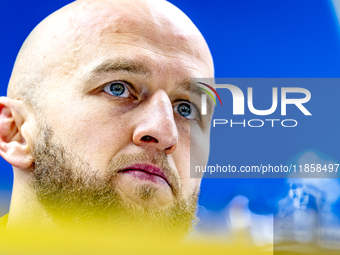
[1,0,340,241]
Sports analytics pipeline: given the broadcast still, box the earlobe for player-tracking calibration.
[0,97,34,170]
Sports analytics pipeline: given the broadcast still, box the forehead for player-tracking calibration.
[72,0,203,51]
[52,0,213,77]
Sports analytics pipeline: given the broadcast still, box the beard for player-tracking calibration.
[31,126,198,236]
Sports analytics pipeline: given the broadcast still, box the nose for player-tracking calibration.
[132,90,178,154]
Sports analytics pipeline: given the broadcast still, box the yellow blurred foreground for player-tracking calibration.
[0,221,274,255]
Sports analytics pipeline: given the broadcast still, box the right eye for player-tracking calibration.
[103,81,132,98]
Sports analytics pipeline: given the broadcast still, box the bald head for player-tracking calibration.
[8,0,214,112]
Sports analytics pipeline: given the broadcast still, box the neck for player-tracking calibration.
[6,168,53,231]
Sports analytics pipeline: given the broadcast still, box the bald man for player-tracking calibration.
[0,0,214,235]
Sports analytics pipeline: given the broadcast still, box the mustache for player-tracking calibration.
[107,152,181,197]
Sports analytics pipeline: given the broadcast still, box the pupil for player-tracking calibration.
[178,103,191,117]
[110,83,125,96]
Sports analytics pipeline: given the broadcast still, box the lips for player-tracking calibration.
[118,163,170,187]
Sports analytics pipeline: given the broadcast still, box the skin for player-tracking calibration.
[0,0,214,229]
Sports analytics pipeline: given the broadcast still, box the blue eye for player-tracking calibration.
[178,103,190,117]
[110,83,125,96]
[174,102,197,120]
[103,81,131,98]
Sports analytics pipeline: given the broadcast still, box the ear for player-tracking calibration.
[0,97,34,170]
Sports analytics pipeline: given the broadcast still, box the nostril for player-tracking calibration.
[141,135,158,143]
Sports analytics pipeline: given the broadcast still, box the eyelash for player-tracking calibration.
[102,80,136,99]
[102,80,200,120]
[173,101,200,121]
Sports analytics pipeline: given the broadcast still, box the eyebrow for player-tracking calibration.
[90,59,214,114]
[177,79,215,114]
[91,58,152,77]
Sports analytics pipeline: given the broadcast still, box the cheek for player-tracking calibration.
[174,122,190,177]
[174,123,206,198]
[44,97,133,171]
[179,124,210,196]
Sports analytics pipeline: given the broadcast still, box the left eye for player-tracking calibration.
[173,102,197,120]
[103,81,131,98]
